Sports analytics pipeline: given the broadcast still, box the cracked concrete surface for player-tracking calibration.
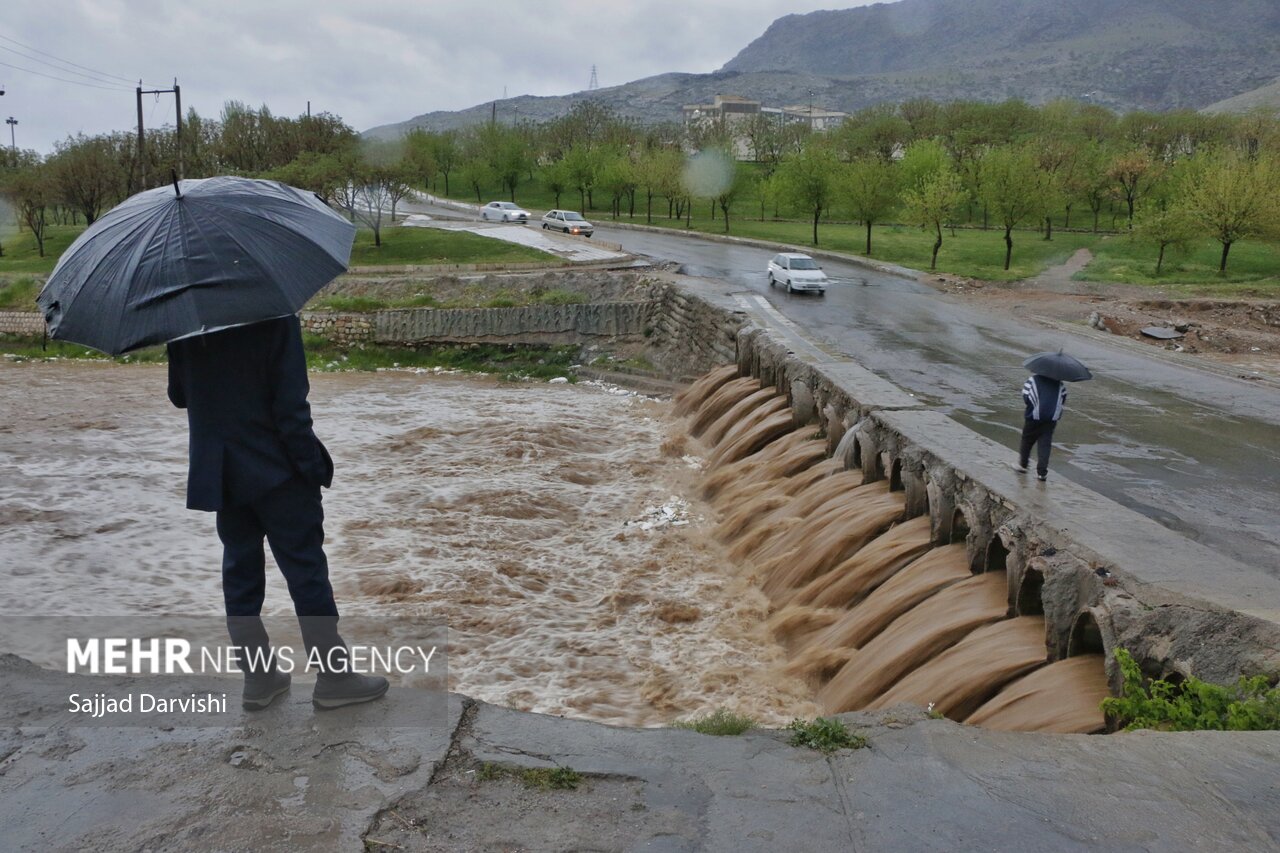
[3,657,1278,851]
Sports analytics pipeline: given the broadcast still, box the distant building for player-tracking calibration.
[780,104,847,132]
[685,95,847,160]
[681,94,762,126]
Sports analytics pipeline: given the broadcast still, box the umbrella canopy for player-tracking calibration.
[1023,350,1093,382]
[38,176,356,355]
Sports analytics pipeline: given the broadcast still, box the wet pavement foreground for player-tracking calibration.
[2,656,1277,852]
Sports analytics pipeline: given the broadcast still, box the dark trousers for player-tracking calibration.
[1019,418,1057,477]
[216,476,344,675]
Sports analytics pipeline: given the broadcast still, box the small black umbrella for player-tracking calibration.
[1023,350,1093,382]
[38,176,356,355]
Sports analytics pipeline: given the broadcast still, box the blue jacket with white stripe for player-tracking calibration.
[1023,374,1067,423]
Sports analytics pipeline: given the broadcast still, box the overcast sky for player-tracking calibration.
[1,1,873,153]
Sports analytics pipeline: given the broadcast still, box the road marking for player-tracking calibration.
[734,294,835,360]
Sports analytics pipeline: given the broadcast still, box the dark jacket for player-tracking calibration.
[1022,373,1067,423]
[167,315,333,512]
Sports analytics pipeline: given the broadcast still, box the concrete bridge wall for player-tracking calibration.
[729,320,1280,691]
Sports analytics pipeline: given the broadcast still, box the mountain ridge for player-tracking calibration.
[367,0,1280,138]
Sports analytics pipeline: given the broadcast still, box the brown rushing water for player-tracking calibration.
[0,361,817,726]
[966,656,1109,733]
[678,365,1112,733]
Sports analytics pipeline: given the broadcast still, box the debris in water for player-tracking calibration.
[626,497,691,531]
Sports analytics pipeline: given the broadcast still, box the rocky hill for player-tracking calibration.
[367,0,1280,138]
[1203,77,1280,114]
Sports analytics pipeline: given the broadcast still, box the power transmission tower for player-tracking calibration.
[588,65,598,90]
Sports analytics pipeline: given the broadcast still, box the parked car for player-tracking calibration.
[481,201,531,223]
[767,253,828,294]
[541,209,594,237]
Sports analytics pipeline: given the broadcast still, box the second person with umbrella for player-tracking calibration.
[1013,350,1092,482]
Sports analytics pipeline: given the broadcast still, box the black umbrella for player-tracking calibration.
[1023,350,1093,382]
[38,176,356,355]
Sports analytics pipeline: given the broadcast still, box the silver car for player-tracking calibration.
[767,253,828,294]
[541,209,594,237]
[481,201,530,223]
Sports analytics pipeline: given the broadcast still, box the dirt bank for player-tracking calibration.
[924,259,1280,380]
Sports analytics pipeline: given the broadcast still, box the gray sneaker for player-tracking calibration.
[1011,461,1029,473]
[242,670,291,711]
[312,673,389,710]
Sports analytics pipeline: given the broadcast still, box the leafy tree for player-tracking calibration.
[348,160,412,247]
[1132,201,1198,275]
[431,131,460,196]
[403,128,438,189]
[903,169,966,270]
[49,134,125,225]
[597,151,637,219]
[1033,136,1084,239]
[562,145,603,211]
[7,161,53,256]
[541,158,570,208]
[1107,149,1160,229]
[898,139,949,194]
[837,104,911,162]
[982,146,1046,271]
[842,157,899,255]
[1180,149,1280,272]
[777,142,841,245]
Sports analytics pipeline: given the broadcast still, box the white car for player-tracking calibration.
[481,201,530,223]
[541,209,594,237]
[767,253,828,294]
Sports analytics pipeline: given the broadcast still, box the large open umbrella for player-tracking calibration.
[1023,350,1093,382]
[37,176,355,355]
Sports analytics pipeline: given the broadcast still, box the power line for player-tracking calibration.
[0,44,129,88]
[0,57,128,91]
[0,32,138,85]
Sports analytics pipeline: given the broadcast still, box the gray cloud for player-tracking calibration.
[2,1,870,153]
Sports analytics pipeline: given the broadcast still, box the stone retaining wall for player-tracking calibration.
[300,312,374,346]
[647,287,747,378]
[0,312,45,336]
[301,284,745,378]
[370,302,653,346]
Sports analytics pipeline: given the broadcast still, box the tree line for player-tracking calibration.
[4,97,1280,273]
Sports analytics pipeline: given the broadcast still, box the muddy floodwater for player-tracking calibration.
[0,362,815,726]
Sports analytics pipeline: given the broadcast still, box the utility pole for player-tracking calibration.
[5,116,16,151]
[136,78,182,188]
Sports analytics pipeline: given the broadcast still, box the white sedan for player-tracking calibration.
[767,253,828,294]
[480,201,531,223]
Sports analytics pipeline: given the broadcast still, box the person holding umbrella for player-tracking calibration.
[1013,350,1092,482]
[38,176,388,711]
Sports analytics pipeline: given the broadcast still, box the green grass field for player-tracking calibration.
[1079,236,1280,297]
[348,224,549,267]
[0,275,43,311]
[0,226,86,275]
[0,222,550,281]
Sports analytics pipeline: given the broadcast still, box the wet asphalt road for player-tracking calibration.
[594,226,1280,574]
